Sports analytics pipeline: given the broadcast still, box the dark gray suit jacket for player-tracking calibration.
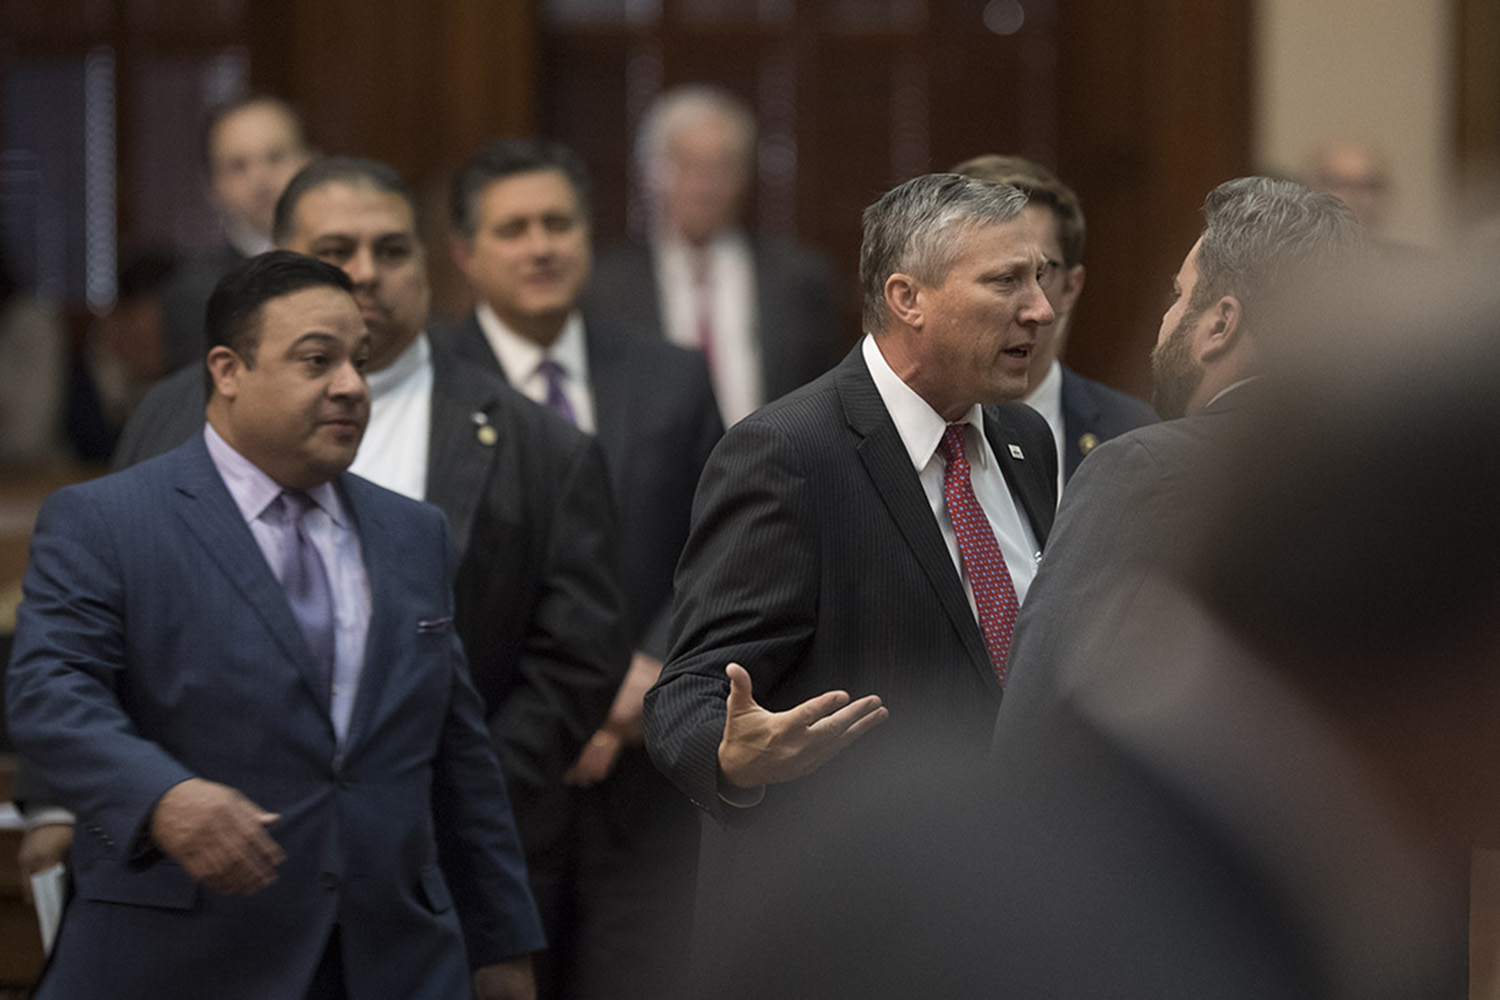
[1059,364,1158,480]
[158,243,245,372]
[644,345,1058,824]
[104,341,631,864]
[640,346,1057,981]
[994,383,1260,745]
[437,311,723,660]
[583,236,842,405]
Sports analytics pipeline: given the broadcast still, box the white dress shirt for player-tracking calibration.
[1024,358,1067,498]
[205,423,371,743]
[654,230,762,427]
[476,303,596,432]
[862,335,1040,609]
[350,332,434,501]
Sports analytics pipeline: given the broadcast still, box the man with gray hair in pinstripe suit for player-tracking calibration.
[643,172,1060,987]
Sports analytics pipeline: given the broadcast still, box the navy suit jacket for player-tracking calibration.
[1058,365,1158,480]
[105,344,630,868]
[5,434,543,999]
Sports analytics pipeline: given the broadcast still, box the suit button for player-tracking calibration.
[320,872,340,890]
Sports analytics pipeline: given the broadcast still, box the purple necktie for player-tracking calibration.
[938,424,1020,684]
[276,491,336,686]
[537,358,577,425]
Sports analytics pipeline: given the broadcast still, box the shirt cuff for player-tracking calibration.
[21,805,75,830]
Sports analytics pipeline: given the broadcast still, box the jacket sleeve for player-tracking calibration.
[5,486,197,855]
[642,416,818,825]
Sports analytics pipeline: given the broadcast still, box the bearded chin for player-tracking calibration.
[1149,321,1203,420]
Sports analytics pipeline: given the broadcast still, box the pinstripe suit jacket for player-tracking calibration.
[102,341,630,864]
[642,345,1058,828]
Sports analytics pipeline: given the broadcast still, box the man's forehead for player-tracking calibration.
[213,103,299,153]
[264,285,361,325]
[962,213,1046,258]
[293,182,417,240]
[479,170,581,216]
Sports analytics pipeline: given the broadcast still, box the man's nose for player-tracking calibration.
[343,246,377,286]
[1023,283,1056,327]
[328,358,367,399]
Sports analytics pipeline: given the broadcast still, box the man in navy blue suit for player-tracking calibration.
[952,155,1157,488]
[6,252,542,999]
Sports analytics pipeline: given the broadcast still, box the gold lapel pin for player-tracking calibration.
[1079,432,1099,455]
[473,411,497,446]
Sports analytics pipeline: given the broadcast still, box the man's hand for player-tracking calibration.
[717,662,888,790]
[149,778,283,895]
[563,729,623,788]
[474,955,536,1000]
[16,823,74,906]
[563,650,663,787]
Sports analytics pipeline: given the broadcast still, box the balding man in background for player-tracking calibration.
[585,84,840,426]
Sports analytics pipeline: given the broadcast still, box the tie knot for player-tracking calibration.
[276,490,318,524]
[537,358,565,380]
[939,423,969,465]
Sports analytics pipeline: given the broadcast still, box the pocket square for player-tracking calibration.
[417,616,454,634]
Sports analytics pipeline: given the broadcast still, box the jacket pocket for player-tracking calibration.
[79,858,199,911]
[419,865,453,914]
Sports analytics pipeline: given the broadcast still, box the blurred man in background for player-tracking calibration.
[585,84,840,426]
[159,95,313,371]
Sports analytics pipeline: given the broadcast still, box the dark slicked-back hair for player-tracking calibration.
[200,94,309,170]
[859,173,1028,333]
[449,137,593,238]
[950,154,1086,268]
[204,250,353,394]
[272,156,419,247]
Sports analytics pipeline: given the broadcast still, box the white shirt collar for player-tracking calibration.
[861,334,987,473]
[366,331,430,403]
[1025,359,1063,428]
[475,303,589,386]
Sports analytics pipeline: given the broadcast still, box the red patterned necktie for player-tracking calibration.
[938,423,1019,684]
[692,248,717,376]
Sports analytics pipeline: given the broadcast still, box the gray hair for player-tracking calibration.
[1190,176,1363,328]
[860,173,1029,333]
[635,85,756,179]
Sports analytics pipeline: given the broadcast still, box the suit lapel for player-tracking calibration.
[169,436,334,724]
[582,321,635,481]
[984,406,1055,547]
[337,475,397,752]
[426,342,503,558]
[837,351,996,686]
[1059,370,1100,479]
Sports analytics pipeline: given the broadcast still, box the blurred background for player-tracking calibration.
[2,0,1495,400]
[0,0,1497,989]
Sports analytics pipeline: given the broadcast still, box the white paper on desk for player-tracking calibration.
[30,862,66,955]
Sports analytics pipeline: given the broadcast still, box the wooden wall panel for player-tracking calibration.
[536,0,1252,384]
